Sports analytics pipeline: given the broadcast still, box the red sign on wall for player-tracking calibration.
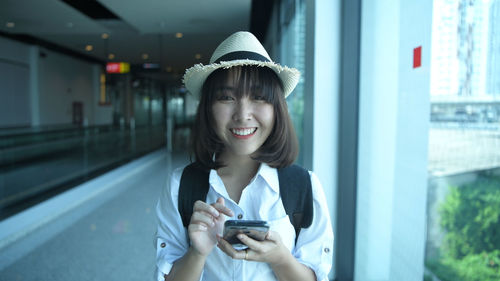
[413,46,422,68]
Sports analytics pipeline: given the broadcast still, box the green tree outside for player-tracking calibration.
[426,174,500,281]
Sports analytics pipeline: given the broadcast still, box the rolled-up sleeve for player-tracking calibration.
[292,172,334,281]
[155,168,190,280]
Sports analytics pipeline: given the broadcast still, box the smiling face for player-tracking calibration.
[211,68,275,158]
[192,65,298,169]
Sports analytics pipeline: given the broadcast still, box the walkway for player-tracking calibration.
[0,148,190,281]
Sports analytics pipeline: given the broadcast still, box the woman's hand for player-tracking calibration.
[217,231,290,266]
[188,197,234,257]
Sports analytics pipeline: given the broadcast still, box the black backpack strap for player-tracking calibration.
[278,164,313,242]
[178,162,210,228]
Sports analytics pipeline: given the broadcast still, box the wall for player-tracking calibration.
[0,36,112,128]
[0,37,31,128]
[355,0,432,280]
[38,48,95,126]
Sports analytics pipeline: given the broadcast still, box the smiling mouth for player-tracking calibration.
[230,128,257,138]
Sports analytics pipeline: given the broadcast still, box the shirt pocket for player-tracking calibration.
[268,215,296,252]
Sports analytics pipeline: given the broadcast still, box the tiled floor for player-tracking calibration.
[0,148,190,281]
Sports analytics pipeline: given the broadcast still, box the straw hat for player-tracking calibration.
[182,31,300,98]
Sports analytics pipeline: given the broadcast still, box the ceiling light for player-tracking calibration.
[6,22,15,28]
[101,33,109,39]
[108,53,115,60]
[85,45,93,51]
[195,54,202,59]
[175,32,183,39]
[142,53,149,60]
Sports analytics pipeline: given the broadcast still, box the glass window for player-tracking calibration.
[277,0,306,165]
[426,1,500,280]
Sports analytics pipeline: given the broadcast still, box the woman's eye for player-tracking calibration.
[217,95,234,101]
[253,95,266,101]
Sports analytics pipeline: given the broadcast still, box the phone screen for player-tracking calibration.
[223,220,269,249]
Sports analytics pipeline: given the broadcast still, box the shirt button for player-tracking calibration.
[324,247,330,253]
[237,214,243,219]
[160,242,166,248]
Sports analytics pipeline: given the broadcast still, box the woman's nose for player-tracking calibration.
[233,98,252,121]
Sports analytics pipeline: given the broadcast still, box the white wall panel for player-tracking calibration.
[37,49,97,126]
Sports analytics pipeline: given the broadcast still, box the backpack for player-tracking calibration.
[177,162,313,243]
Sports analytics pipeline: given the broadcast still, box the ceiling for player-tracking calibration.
[0,0,256,77]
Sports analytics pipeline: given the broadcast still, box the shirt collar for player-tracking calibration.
[208,163,280,195]
[209,169,229,198]
[256,163,280,193]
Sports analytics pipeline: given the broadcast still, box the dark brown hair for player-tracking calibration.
[190,65,298,169]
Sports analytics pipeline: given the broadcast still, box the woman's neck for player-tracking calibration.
[216,152,261,203]
[217,152,260,178]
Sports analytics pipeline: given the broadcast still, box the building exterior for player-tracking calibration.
[487,0,500,96]
[431,0,498,98]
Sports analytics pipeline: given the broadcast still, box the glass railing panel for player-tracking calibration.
[0,125,165,220]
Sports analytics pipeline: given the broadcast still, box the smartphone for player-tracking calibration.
[223,220,269,249]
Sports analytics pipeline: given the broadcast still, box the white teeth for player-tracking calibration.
[231,128,257,136]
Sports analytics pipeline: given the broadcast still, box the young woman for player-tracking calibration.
[155,31,333,281]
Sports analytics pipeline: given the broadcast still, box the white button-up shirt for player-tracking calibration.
[155,163,334,281]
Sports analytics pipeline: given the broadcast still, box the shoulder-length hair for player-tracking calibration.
[190,65,299,169]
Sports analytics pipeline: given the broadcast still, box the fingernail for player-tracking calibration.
[237,234,244,239]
